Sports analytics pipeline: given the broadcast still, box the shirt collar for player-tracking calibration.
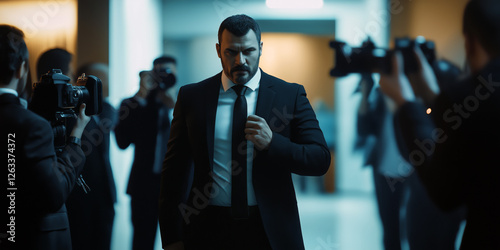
[0,88,18,97]
[221,68,261,92]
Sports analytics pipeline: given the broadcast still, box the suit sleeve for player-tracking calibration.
[394,99,465,211]
[24,118,86,213]
[159,86,192,247]
[266,85,331,176]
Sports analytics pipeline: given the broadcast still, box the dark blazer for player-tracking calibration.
[394,59,500,249]
[0,93,85,250]
[115,95,171,196]
[159,71,331,250]
[66,101,117,249]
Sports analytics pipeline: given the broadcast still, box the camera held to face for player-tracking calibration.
[29,69,102,148]
[151,66,176,91]
[330,36,436,77]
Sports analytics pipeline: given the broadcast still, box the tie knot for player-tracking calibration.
[232,84,247,96]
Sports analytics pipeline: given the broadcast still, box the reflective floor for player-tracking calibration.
[298,191,383,250]
[111,185,384,250]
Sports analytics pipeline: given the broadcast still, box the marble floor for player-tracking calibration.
[111,190,383,250]
[297,191,383,250]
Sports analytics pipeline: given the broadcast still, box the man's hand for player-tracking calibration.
[70,103,91,139]
[165,241,184,250]
[245,115,272,151]
[379,52,416,107]
[157,87,176,108]
[407,46,440,105]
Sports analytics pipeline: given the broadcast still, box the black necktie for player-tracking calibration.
[153,106,166,174]
[231,84,248,219]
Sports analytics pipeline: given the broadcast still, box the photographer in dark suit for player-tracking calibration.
[0,24,90,250]
[114,56,176,250]
[66,63,117,250]
[159,15,330,250]
[379,0,500,248]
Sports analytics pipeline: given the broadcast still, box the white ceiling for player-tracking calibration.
[161,0,359,40]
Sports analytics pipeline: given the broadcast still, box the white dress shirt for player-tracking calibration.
[210,69,261,207]
[0,88,18,96]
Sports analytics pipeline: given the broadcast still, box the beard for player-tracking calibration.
[221,57,260,85]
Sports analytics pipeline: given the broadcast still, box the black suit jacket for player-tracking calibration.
[394,59,500,249]
[159,71,331,250]
[0,93,85,250]
[115,95,171,197]
[67,101,117,205]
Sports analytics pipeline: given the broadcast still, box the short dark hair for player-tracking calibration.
[218,14,261,44]
[153,56,176,67]
[463,0,500,58]
[36,48,72,79]
[0,24,29,85]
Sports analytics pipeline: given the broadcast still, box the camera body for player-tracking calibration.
[29,69,102,148]
[151,66,176,91]
[330,37,436,77]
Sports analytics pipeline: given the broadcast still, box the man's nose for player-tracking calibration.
[236,52,245,65]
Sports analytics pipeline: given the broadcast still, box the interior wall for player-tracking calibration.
[76,0,109,68]
[390,0,469,68]
[259,33,335,109]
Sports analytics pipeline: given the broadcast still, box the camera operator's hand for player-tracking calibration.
[379,52,416,107]
[157,87,176,108]
[407,46,440,105]
[70,103,91,139]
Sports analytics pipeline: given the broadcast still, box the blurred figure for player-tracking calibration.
[66,63,117,250]
[356,74,412,250]
[36,48,75,83]
[114,56,176,250]
[379,0,500,249]
[358,60,466,250]
[403,60,466,250]
[0,24,90,250]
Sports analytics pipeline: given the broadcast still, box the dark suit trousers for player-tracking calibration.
[184,206,272,250]
[131,194,160,250]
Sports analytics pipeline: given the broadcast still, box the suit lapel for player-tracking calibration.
[255,71,275,120]
[205,73,222,170]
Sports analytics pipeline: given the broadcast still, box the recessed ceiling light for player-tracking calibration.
[266,0,324,9]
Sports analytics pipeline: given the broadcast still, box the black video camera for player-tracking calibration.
[330,37,436,77]
[29,69,102,148]
[151,66,176,91]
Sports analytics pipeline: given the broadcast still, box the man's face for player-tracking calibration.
[217,29,262,85]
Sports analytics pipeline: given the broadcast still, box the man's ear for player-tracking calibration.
[259,41,263,57]
[15,61,27,79]
[216,43,221,58]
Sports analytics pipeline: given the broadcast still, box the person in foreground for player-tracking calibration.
[378,0,500,249]
[0,24,90,250]
[159,14,331,250]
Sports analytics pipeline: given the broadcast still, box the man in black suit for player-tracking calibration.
[0,24,90,250]
[159,14,331,250]
[115,56,177,250]
[379,0,500,249]
[66,63,117,250]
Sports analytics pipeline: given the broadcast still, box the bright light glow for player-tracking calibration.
[266,0,323,9]
[426,108,432,114]
[0,1,77,39]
